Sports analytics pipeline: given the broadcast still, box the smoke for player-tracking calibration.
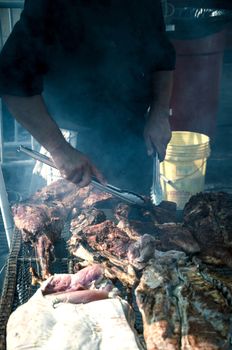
[1,0,232,195]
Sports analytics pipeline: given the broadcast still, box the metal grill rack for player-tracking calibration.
[0,228,21,350]
[11,221,73,308]
[0,220,74,350]
[0,213,9,293]
[0,217,145,349]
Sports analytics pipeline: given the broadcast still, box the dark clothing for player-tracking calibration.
[0,0,175,129]
[0,0,175,192]
[76,121,153,193]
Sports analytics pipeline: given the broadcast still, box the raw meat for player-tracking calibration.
[41,264,104,294]
[45,289,109,305]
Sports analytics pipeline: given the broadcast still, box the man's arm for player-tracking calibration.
[144,70,173,160]
[3,95,105,186]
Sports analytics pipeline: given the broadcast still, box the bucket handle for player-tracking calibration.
[161,159,207,190]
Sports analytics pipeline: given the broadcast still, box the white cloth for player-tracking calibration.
[7,290,142,350]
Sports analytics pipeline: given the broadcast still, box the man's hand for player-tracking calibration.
[50,142,105,187]
[144,106,171,161]
[2,95,105,187]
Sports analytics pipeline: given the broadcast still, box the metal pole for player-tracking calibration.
[0,11,3,49]
[31,136,35,150]
[8,7,13,31]
[0,99,4,164]
[0,165,14,249]
[7,8,20,144]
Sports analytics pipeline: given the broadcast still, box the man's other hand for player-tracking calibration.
[143,106,171,161]
[50,142,105,187]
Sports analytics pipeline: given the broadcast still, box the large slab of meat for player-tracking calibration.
[12,180,113,278]
[114,201,177,224]
[183,192,232,267]
[10,185,232,350]
[12,179,112,244]
[68,206,199,272]
[69,216,139,287]
[7,265,143,350]
[135,252,232,350]
[12,177,178,280]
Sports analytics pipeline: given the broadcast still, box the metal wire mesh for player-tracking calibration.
[10,221,73,310]
[0,214,146,350]
[0,215,9,295]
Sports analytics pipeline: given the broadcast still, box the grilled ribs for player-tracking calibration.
[12,180,112,279]
[136,253,232,350]
[184,192,232,267]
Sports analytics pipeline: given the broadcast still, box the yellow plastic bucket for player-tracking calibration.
[160,131,211,210]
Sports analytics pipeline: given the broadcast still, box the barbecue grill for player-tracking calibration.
[0,216,144,350]
[0,224,72,350]
[2,189,232,350]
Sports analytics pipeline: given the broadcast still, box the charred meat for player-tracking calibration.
[136,253,232,350]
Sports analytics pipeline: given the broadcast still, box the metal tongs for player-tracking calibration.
[150,152,163,205]
[19,145,146,207]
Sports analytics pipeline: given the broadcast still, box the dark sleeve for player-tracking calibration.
[0,0,50,96]
[145,0,176,72]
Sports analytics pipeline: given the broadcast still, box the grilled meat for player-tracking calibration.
[114,200,177,224]
[81,192,113,208]
[156,223,200,254]
[70,208,106,235]
[136,253,232,350]
[12,180,111,279]
[77,220,134,260]
[183,192,232,267]
[183,192,232,247]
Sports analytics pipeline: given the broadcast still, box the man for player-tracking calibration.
[0,0,175,193]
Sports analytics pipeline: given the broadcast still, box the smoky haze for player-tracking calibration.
[1,0,232,195]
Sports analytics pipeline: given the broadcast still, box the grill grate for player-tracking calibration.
[0,218,145,350]
[11,221,73,310]
[0,221,73,350]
